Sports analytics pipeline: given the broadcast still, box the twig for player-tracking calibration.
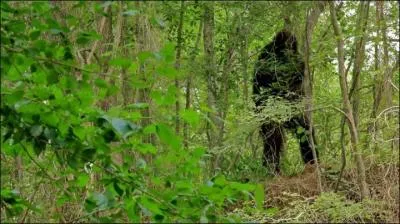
[19,143,57,181]
[19,181,42,223]
[335,115,347,192]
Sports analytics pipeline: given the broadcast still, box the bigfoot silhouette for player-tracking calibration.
[253,30,317,174]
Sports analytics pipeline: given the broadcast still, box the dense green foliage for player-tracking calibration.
[1,1,399,223]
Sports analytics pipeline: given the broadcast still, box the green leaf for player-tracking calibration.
[81,148,96,162]
[5,90,24,105]
[76,174,89,187]
[113,182,124,196]
[156,124,181,150]
[95,78,108,89]
[136,143,157,155]
[76,31,102,45]
[181,109,200,126]
[138,51,153,62]
[156,66,178,78]
[296,127,305,134]
[109,57,131,68]
[41,112,59,127]
[100,115,140,139]
[143,124,156,134]
[77,88,93,107]
[254,184,264,210]
[56,195,69,207]
[300,135,307,143]
[29,30,41,40]
[128,62,138,73]
[160,43,175,62]
[7,66,22,81]
[111,118,136,137]
[30,125,43,137]
[193,147,206,158]
[125,198,139,222]
[87,192,108,210]
[8,20,26,33]
[139,196,163,216]
[73,126,86,140]
[214,175,227,186]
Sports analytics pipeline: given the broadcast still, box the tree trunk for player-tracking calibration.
[87,3,113,111]
[371,1,398,149]
[175,1,185,135]
[203,2,218,150]
[239,15,249,103]
[217,12,238,146]
[329,2,370,200]
[303,1,325,194]
[134,2,159,147]
[350,2,370,129]
[109,1,126,106]
[184,19,203,149]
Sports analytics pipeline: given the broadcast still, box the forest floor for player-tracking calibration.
[227,162,399,223]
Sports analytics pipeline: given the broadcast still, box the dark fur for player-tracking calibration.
[253,30,317,174]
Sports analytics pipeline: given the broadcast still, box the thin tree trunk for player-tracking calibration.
[109,1,126,106]
[175,1,185,135]
[14,155,23,192]
[134,2,159,147]
[304,1,325,194]
[88,2,113,194]
[371,1,398,149]
[337,1,370,191]
[329,2,369,199]
[184,20,203,149]
[203,2,218,150]
[214,11,239,169]
[350,2,370,129]
[217,12,238,146]
[239,15,249,103]
[86,3,113,111]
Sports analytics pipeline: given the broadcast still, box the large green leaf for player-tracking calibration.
[254,184,264,210]
[99,115,140,139]
[181,109,200,127]
[156,124,181,150]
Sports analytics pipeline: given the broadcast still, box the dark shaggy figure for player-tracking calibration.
[253,30,317,174]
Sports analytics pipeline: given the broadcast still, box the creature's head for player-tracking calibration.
[271,30,298,57]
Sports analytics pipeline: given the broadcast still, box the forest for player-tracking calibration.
[0,1,399,223]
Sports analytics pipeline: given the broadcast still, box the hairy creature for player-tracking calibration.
[253,30,317,174]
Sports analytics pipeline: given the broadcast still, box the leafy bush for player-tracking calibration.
[0,2,263,222]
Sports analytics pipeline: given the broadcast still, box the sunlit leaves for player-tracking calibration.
[0,2,270,222]
[181,109,201,127]
[156,124,182,150]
